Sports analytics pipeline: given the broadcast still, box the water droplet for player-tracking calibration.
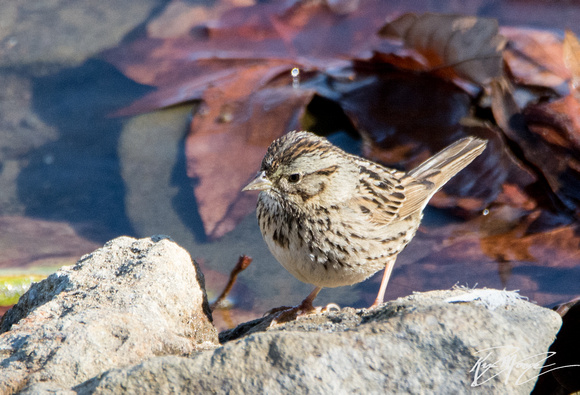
[291,67,300,88]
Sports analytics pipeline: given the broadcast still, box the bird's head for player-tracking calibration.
[243,131,358,208]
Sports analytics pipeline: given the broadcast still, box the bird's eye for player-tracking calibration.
[288,173,301,183]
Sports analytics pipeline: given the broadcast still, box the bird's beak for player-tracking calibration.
[242,171,272,191]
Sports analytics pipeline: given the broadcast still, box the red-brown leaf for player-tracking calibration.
[185,66,316,238]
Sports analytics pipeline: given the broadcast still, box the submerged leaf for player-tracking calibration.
[105,0,393,115]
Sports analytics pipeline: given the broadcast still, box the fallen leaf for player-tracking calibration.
[105,0,394,115]
[563,29,580,98]
[490,78,580,213]
[147,0,254,39]
[186,74,316,238]
[502,26,570,94]
[334,65,520,213]
[378,13,506,88]
[525,94,580,150]
[523,97,580,213]
[373,206,580,306]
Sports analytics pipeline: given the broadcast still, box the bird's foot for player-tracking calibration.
[264,305,295,316]
[267,301,340,326]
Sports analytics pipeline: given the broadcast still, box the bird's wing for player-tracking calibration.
[346,137,486,226]
[349,158,408,226]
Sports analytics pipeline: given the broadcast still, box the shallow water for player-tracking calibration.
[1,0,579,331]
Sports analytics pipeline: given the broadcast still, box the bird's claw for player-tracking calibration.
[263,305,294,316]
[322,303,340,312]
[267,302,341,326]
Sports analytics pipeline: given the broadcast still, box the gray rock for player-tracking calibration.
[0,236,218,393]
[76,288,561,394]
[18,382,75,395]
[0,0,162,71]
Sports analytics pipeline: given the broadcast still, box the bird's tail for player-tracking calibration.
[407,137,487,186]
[399,137,487,217]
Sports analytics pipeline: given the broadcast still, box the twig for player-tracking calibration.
[211,255,252,311]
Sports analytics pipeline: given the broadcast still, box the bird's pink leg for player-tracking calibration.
[297,286,322,312]
[371,258,396,308]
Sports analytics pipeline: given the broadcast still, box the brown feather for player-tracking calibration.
[398,137,487,218]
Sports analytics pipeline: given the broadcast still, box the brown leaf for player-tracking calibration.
[564,29,580,97]
[105,0,394,115]
[185,66,316,238]
[502,26,570,93]
[490,78,580,213]
[522,95,580,213]
[335,65,521,213]
[526,94,580,151]
[477,210,580,267]
[378,13,506,87]
[371,210,580,307]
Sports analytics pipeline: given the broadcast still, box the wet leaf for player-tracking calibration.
[564,29,580,97]
[334,65,524,214]
[502,27,570,94]
[523,97,580,213]
[105,0,394,115]
[185,77,317,238]
[490,78,580,213]
[378,13,506,88]
[374,208,580,307]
